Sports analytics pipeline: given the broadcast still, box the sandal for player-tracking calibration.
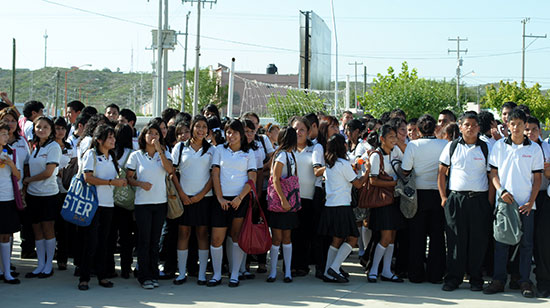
[380,274,404,283]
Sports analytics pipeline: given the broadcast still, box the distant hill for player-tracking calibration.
[0,67,186,114]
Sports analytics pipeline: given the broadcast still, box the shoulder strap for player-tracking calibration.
[121,149,131,169]
[290,151,298,176]
[258,135,268,156]
[369,150,385,173]
[449,139,460,163]
[479,140,489,162]
[178,141,186,167]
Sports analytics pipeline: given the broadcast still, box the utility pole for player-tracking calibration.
[181,11,191,111]
[162,0,169,114]
[43,30,48,68]
[183,0,217,116]
[155,0,163,117]
[448,36,468,107]
[363,66,367,98]
[54,70,60,116]
[521,18,546,84]
[330,0,338,116]
[11,39,16,103]
[348,61,363,107]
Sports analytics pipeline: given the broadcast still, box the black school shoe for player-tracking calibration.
[4,278,20,285]
[380,274,404,283]
[206,278,222,287]
[327,268,349,283]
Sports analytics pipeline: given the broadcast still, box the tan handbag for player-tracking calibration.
[359,150,395,209]
[166,174,184,219]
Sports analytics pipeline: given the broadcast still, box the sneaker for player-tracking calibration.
[520,282,534,298]
[483,280,505,295]
[142,280,154,290]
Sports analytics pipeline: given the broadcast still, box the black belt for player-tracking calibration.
[451,191,487,198]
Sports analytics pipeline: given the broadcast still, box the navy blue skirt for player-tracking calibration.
[317,206,359,238]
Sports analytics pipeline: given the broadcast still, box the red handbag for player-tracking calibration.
[238,180,272,255]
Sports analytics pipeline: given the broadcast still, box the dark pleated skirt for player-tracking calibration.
[180,196,212,226]
[268,211,299,230]
[0,200,20,234]
[369,198,405,231]
[317,206,360,238]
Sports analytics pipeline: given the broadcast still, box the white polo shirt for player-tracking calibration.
[534,140,550,191]
[257,135,275,157]
[294,145,316,200]
[354,140,373,159]
[489,136,544,208]
[24,120,34,141]
[324,158,358,207]
[67,133,79,151]
[127,149,172,205]
[479,134,496,150]
[9,137,30,188]
[311,143,325,188]
[273,151,296,178]
[117,148,133,167]
[401,137,448,190]
[439,138,490,192]
[0,149,21,202]
[82,149,118,207]
[172,141,215,197]
[26,141,61,196]
[212,144,256,197]
[77,136,92,167]
[367,147,402,180]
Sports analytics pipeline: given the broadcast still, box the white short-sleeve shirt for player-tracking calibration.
[67,133,79,152]
[27,141,61,196]
[24,120,34,141]
[212,144,256,197]
[273,151,296,179]
[172,141,215,197]
[127,149,172,205]
[489,137,544,208]
[117,148,133,167]
[77,136,92,166]
[439,138,490,192]
[9,137,30,188]
[367,147,402,180]
[0,149,20,201]
[324,158,358,207]
[535,140,550,191]
[294,145,316,200]
[82,149,118,207]
[311,143,325,188]
[401,137,448,190]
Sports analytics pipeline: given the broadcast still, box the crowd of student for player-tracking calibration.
[0,91,548,299]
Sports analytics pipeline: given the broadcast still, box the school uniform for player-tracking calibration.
[317,158,360,238]
[534,140,550,293]
[127,149,172,283]
[489,136,543,285]
[0,147,21,234]
[365,147,405,232]
[268,151,299,230]
[311,143,331,276]
[25,141,61,224]
[24,120,34,141]
[67,133,79,152]
[210,144,256,228]
[79,149,118,283]
[172,141,215,226]
[77,136,92,168]
[439,137,492,288]
[291,144,317,273]
[401,136,448,283]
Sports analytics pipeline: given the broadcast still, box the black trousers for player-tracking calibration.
[106,206,135,274]
[395,219,410,276]
[291,198,315,272]
[312,187,330,274]
[408,189,446,283]
[135,203,167,283]
[444,191,491,287]
[535,190,550,291]
[159,217,179,274]
[79,206,114,282]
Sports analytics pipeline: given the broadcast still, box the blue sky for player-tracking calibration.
[2,0,550,88]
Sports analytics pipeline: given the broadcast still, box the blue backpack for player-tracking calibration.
[61,150,98,226]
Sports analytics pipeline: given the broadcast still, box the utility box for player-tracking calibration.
[151,30,177,50]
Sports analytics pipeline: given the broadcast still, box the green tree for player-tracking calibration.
[482,81,550,125]
[168,69,227,113]
[267,89,326,124]
[359,62,466,119]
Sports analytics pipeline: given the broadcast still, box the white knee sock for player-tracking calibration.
[381,244,395,278]
[1,243,14,280]
[225,237,233,272]
[269,245,280,279]
[358,227,365,256]
[32,239,46,274]
[230,243,244,281]
[210,245,223,281]
[362,227,372,251]
[369,243,386,276]
[330,242,352,273]
[176,249,188,280]
[324,246,339,277]
[43,238,56,274]
[239,253,247,274]
[198,249,209,281]
[282,243,292,278]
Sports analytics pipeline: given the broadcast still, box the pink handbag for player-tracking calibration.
[267,152,301,213]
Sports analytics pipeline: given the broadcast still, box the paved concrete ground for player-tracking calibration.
[2,236,549,308]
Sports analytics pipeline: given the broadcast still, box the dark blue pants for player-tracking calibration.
[135,203,167,283]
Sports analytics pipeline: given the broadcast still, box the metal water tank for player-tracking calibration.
[266,64,278,74]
